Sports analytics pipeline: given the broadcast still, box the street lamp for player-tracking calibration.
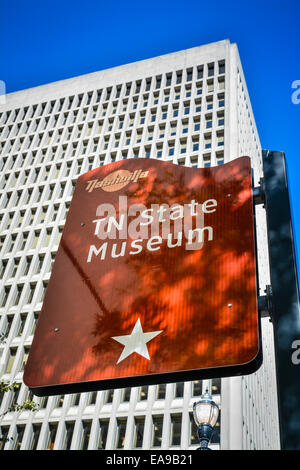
[193,388,219,450]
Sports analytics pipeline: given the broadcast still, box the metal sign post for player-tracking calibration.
[261,150,300,450]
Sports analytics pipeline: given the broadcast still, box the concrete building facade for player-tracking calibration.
[0,39,280,450]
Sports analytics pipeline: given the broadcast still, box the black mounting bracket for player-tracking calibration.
[258,285,273,321]
[253,177,265,206]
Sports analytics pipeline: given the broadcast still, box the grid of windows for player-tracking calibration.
[0,381,220,450]
[0,60,226,184]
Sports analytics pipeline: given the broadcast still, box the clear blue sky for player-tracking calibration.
[1,0,300,252]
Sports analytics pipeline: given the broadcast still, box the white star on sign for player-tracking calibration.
[112,318,163,364]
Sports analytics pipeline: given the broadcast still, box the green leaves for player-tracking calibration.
[0,380,20,393]
[0,380,40,416]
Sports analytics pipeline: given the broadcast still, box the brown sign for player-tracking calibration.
[24,156,261,396]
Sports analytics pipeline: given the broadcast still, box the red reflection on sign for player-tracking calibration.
[24,156,260,395]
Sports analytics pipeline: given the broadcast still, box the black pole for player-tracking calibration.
[262,149,300,450]
[196,424,213,450]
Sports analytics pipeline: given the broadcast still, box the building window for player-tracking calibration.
[145,79,151,91]
[218,94,225,108]
[194,98,202,113]
[153,92,159,105]
[206,96,213,110]
[115,418,127,449]
[147,127,154,141]
[2,315,13,340]
[17,314,27,336]
[196,81,203,95]
[216,152,224,165]
[170,121,177,136]
[40,396,48,409]
[88,391,97,405]
[175,71,182,84]
[212,378,221,395]
[192,380,203,396]
[139,386,148,401]
[170,415,182,446]
[5,347,17,373]
[14,425,25,450]
[72,393,80,406]
[217,111,224,126]
[217,131,224,147]
[159,124,165,139]
[12,258,21,277]
[21,346,30,371]
[180,139,187,154]
[183,102,190,115]
[31,312,40,335]
[8,233,17,252]
[218,60,225,75]
[157,384,166,400]
[142,94,148,107]
[105,389,114,403]
[20,232,28,250]
[206,114,213,129]
[46,423,58,450]
[194,117,201,132]
[156,144,163,159]
[10,383,20,410]
[168,141,175,156]
[192,134,200,152]
[191,155,198,167]
[80,421,92,450]
[27,283,36,304]
[185,68,192,83]
[203,154,211,168]
[0,260,8,279]
[174,87,180,100]
[45,229,52,247]
[152,416,163,447]
[0,427,10,450]
[204,134,212,149]
[197,65,203,79]
[164,90,170,102]
[166,73,172,87]
[145,146,151,158]
[207,79,214,93]
[175,382,184,398]
[98,420,109,450]
[122,388,131,402]
[133,417,145,448]
[30,424,42,450]
[208,63,214,77]
[218,77,225,91]
[182,120,189,134]
[36,254,45,274]
[161,107,168,120]
[140,112,145,125]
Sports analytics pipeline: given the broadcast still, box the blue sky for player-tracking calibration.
[1,0,300,251]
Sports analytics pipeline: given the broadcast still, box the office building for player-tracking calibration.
[0,39,280,450]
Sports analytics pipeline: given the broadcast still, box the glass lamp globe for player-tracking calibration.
[193,388,219,428]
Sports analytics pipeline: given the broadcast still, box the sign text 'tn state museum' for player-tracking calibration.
[24,156,261,396]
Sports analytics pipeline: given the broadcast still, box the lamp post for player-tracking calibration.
[193,388,219,450]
